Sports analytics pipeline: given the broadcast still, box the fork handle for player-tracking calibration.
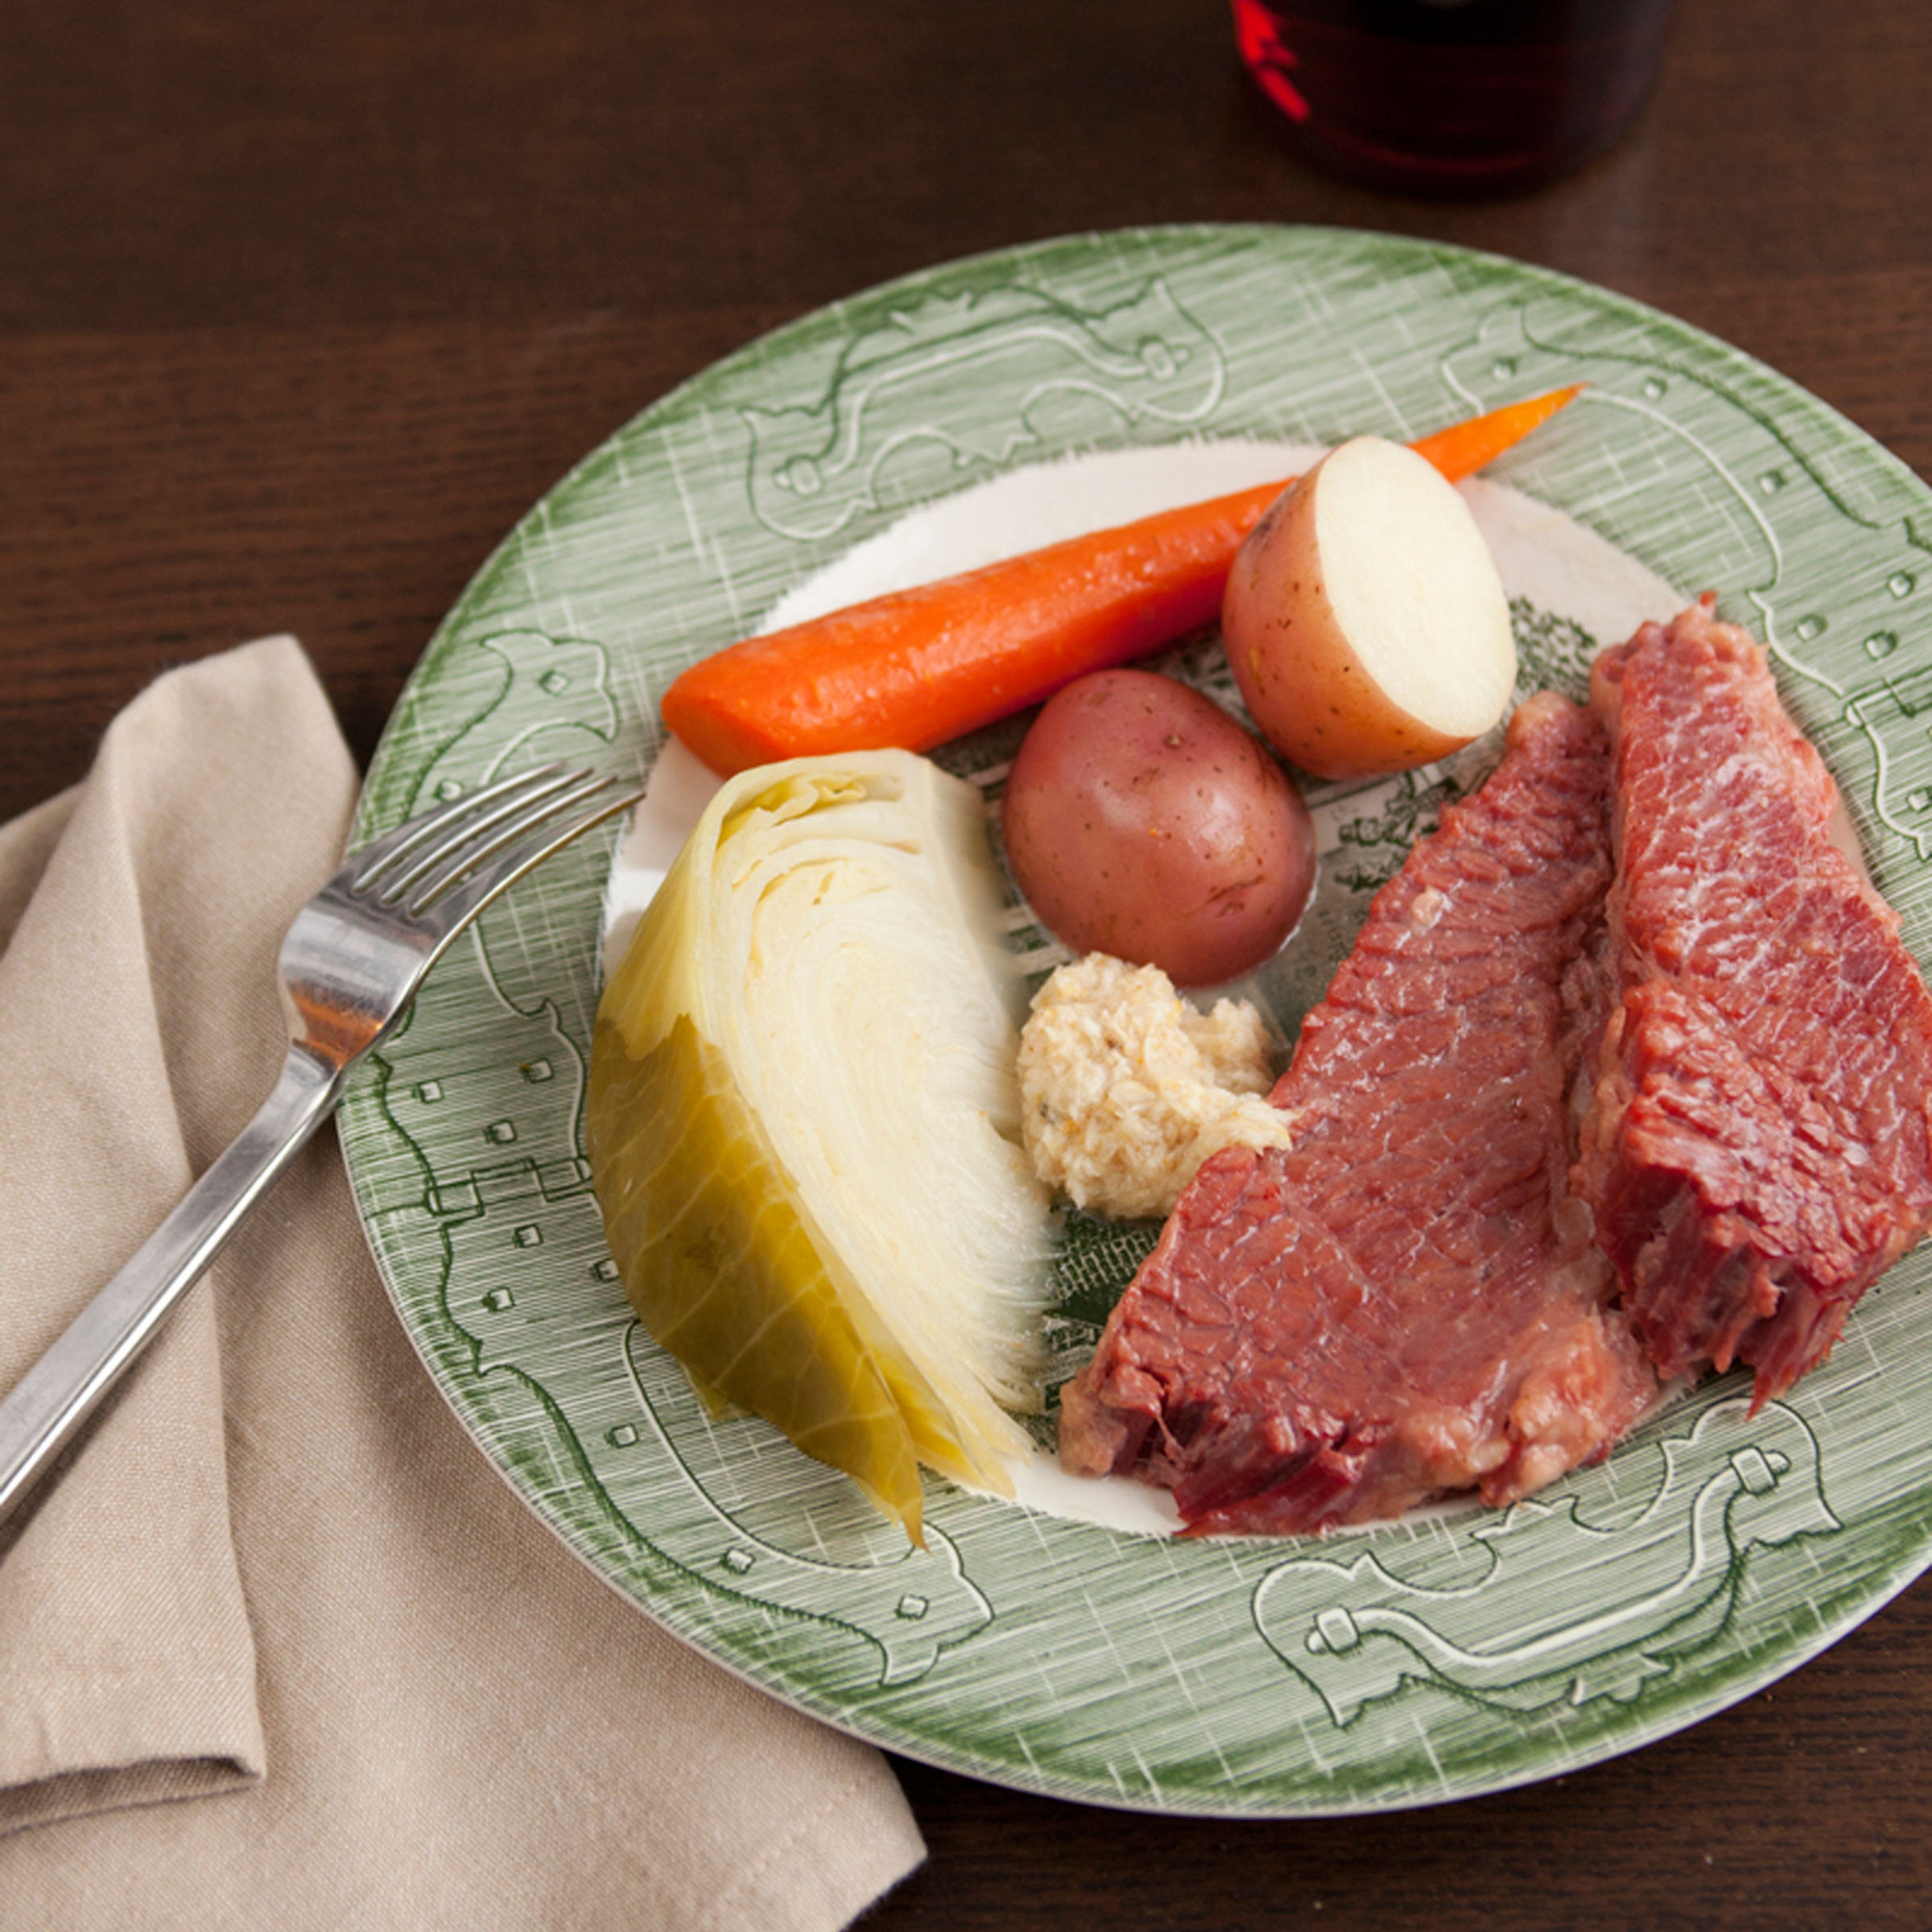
[0,1043,344,1530]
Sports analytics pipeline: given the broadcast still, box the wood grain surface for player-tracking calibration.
[5,2,1929,1925]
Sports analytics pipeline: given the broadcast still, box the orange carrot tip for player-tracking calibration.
[1412,383,1585,482]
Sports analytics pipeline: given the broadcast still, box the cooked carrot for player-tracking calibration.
[1408,382,1583,480]
[662,386,1583,775]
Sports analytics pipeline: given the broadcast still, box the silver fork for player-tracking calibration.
[0,761,643,1530]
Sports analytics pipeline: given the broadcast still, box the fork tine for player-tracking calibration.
[375,766,609,906]
[347,763,573,896]
[407,774,644,928]
[399,770,621,910]
[363,765,585,902]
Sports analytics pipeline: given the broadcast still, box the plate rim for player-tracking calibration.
[340,221,1932,1817]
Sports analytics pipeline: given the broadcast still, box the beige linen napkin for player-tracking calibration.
[0,638,925,1928]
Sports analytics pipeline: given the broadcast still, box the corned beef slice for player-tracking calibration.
[1059,693,1659,1534]
[1575,598,1932,1400]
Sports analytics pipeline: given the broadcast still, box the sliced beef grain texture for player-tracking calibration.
[1059,691,1659,1534]
[1576,597,1932,1400]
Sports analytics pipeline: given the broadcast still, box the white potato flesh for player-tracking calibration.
[1223,436,1517,780]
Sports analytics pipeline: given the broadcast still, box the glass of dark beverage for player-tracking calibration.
[1232,0,1682,195]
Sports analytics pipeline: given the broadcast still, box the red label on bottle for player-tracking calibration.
[1232,0,1310,122]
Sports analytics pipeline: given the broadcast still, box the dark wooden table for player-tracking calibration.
[6,2,1928,1925]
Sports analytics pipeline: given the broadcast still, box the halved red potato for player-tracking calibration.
[1221,436,1516,781]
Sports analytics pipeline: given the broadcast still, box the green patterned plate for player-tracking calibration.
[341,225,1932,1814]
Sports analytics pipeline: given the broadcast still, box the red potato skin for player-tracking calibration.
[1001,671,1315,988]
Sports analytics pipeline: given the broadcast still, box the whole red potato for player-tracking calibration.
[1001,670,1315,988]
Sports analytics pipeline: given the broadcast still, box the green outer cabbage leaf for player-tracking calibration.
[585,752,1054,1542]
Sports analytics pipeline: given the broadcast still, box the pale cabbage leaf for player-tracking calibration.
[585,751,1054,1542]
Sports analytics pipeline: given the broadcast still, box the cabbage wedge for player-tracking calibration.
[585,749,1054,1543]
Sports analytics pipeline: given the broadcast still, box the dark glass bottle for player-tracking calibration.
[1232,0,1682,195]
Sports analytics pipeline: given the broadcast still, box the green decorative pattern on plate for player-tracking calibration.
[340,225,1932,1815]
